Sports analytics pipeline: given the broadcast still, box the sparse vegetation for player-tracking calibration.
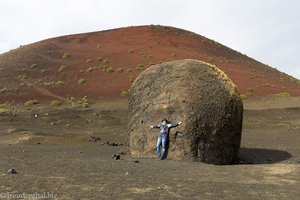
[171,53,177,58]
[62,53,70,59]
[97,57,103,62]
[24,100,40,107]
[55,81,65,85]
[104,67,114,73]
[97,43,102,48]
[127,68,132,72]
[246,88,254,97]
[136,64,144,71]
[18,75,27,80]
[129,76,135,82]
[51,100,62,107]
[58,65,67,72]
[77,96,90,108]
[86,59,93,63]
[0,88,8,93]
[102,58,109,64]
[30,64,38,69]
[0,104,8,113]
[78,78,86,85]
[120,90,129,97]
[272,92,290,97]
[41,69,46,74]
[86,67,94,72]
[240,94,248,100]
[128,49,134,54]
[0,61,4,65]
[117,68,124,73]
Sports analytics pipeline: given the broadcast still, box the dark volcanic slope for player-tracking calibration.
[0,25,299,102]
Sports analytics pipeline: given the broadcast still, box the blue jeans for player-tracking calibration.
[156,134,168,159]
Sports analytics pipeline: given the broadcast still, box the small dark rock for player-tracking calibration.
[134,160,139,163]
[267,158,272,162]
[88,136,101,142]
[7,168,17,174]
[112,154,121,160]
[37,142,41,145]
[50,122,56,126]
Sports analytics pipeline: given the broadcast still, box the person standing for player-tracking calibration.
[150,119,182,160]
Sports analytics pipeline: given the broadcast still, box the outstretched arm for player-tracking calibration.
[168,121,182,128]
[150,125,160,129]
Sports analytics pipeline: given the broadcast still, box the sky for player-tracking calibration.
[0,0,299,78]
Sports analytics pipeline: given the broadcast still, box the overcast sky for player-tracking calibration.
[0,0,299,78]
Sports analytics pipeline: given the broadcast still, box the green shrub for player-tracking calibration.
[246,88,254,97]
[240,94,248,100]
[136,64,144,71]
[0,104,8,113]
[117,68,124,73]
[273,92,290,97]
[30,64,38,69]
[86,67,94,72]
[78,96,89,108]
[86,59,93,63]
[51,100,62,107]
[102,58,109,64]
[62,53,70,59]
[129,76,135,82]
[55,81,65,85]
[0,61,4,65]
[120,90,129,97]
[78,78,86,85]
[97,57,103,62]
[24,100,40,107]
[58,65,67,72]
[104,67,114,73]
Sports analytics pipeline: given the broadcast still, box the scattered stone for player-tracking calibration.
[125,171,129,175]
[37,142,41,145]
[134,160,139,163]
[65,124,70,127]
[50,122,56,126]
[88,136,101,142]
[7,168,17,174]
[112,154,121,160]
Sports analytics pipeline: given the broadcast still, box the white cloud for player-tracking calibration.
[0,0,299,78]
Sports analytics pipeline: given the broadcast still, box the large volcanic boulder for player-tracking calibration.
[128,59,243,165]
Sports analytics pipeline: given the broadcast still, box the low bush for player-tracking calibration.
[30,64,38,69]
[246,88,254,97]
[62,53,70,59]
[55,81,65,85]
[86,59,93,63]
[120,90,129,97]
[58,65,67,72]
[136,64,144,71]
[0,104,8,113]
[78,78,86,85]
[24,100,40,107]
[51,100,62,107]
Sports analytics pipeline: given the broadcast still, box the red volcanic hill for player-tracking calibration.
[0,25,300,102]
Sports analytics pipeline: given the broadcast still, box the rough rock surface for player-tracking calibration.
[128,59,243,165]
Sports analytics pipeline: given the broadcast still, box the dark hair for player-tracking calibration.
[161,118,167,123]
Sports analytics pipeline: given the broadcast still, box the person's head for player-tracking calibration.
[161,118,167,124]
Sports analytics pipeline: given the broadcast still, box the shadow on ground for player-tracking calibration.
[239,148,292,164]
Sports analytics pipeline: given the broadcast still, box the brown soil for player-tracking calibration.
[0,25,299,103]
[0,97,299,199]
